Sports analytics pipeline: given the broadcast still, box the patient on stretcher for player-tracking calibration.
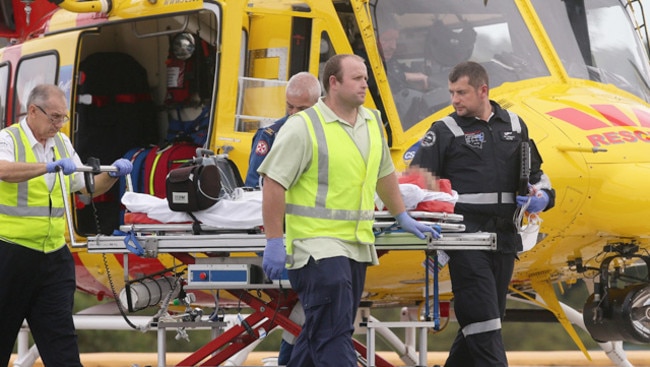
[375,167,458,214]
[121,167,457,229]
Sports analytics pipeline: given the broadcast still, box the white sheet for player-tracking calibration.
[375,183,458,211]
[122,184,456,229]
[121,189,263,229]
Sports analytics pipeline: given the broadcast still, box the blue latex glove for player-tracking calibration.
[395,212,441,240]
[516,190,549,214]
[109,158,133,177]
[263,237,286,280]
[46,158,76,175]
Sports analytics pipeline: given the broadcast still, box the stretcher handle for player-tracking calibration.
[76,164,133,192]
[57,169,81,248]
[76,164,118,173]
[59,162,133,248]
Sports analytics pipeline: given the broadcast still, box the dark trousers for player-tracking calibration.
[444,250,515,367]
[0,241,82,367]
[287,256,366,367]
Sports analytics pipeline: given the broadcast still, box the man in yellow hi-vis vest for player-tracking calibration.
[0,84,132,367]
[258,54,440,367]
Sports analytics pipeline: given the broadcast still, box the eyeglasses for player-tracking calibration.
[35,105,69,124]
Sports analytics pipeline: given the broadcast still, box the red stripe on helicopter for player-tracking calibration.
[548,105,650,129]
[546,107,609,130]
[547,105,650,147]
[73,253,113,298]
[592,104,636,127]
[633,108,650,128]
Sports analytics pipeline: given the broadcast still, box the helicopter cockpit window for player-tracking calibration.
[371,0,548,132]
[532,0,650,102]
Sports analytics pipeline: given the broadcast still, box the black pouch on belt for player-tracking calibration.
[166,164,221,212]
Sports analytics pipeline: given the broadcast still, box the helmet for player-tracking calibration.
[172,33,195,60]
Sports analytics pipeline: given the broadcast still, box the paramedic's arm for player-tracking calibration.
[0,159,51,182]
[262,176,286,239]
[378,169,441,240]
[75,156,131,196]
[80,173,118,197]
[376,171,406,216]
[375,134,405,216]
[0,136,52,181]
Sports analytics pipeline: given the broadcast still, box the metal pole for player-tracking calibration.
[367,325,376,367]
[58,170,79,248]
[418,326,427,367]
[157,325,166,367]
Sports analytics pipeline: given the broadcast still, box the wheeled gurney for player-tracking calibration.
[76,165,496,367]
[84,204,495,366]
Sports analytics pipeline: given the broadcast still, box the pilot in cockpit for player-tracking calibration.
[378,26,430,92]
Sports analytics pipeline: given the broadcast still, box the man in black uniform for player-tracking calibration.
[411,61,555,367]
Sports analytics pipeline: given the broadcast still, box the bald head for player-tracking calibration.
[285,72,321,115]
[27,84,66,109]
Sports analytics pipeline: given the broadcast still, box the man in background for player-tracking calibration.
[244,72,321,187]
[245,71,320,364]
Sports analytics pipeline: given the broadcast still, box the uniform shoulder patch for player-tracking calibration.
[421,130,436,147]
[255,140,270,156]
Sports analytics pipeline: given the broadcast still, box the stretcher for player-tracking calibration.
[87,212,495,255]
[86,215,494,366]
[76,165,496,367]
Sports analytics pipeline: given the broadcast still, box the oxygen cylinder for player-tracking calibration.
[119,276,181,310]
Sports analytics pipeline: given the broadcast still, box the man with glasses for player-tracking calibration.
[0,84,132,367]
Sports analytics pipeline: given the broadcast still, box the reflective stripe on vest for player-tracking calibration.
[440,112,521,137]
[0,125,71,251]
[285,106,383,253]
[462,317,502,336]
[457,192,515,204]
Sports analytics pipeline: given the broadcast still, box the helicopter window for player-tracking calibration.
[318,32,336,82]
[370,0,548,132]
[0,62,8,128]
[532,0,650,102]
[14,53,58,123]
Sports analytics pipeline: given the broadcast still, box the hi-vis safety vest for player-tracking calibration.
[285,106,384,258]
[0,124,72,252]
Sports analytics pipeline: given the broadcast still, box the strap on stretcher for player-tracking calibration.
[113,229,144,256]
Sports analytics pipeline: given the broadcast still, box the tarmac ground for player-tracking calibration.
[9,350,650,366]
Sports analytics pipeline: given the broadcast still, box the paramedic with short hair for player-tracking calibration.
[259,54,440,367]
[0,84,132,367]
[410,61,555,367]
[244,71,322,188]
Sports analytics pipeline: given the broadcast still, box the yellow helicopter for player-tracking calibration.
[3,0,650,366]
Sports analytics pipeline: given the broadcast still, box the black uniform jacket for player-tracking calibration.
[411,101,555,252]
